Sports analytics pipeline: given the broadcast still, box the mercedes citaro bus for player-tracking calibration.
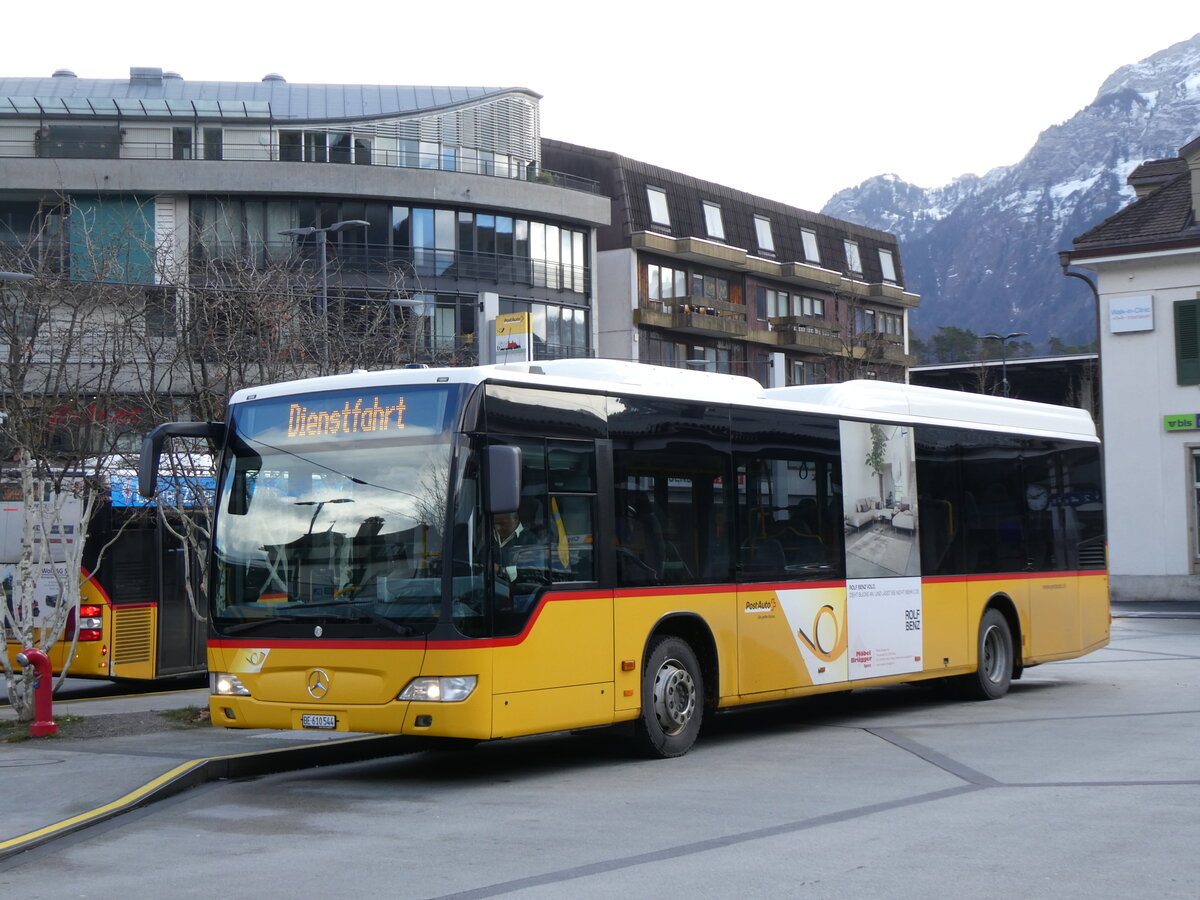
[140,360,1108,757]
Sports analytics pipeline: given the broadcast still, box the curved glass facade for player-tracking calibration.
[189,196,592,363]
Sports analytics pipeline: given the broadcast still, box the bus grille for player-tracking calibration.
[1077,536,1107,570]
[112,607,154,665]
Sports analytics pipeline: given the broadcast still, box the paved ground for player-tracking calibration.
[0,607,1197,897]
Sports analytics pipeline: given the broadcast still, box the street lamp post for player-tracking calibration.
[983,331,1028,398]
[278,219,370,368]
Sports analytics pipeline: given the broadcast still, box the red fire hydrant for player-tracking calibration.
[15,648,57,737]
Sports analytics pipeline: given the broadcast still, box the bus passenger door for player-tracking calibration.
[488,436,614,737]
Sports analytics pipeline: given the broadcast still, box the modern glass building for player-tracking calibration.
[0,67,610,369]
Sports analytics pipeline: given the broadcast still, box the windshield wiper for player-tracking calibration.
[221,614,318,635]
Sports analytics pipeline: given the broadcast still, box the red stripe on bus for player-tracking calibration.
[210,571,1109,652]
[923,570,1107,584]
[79,566,114,605]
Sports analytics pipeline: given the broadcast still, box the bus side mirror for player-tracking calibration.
[484,445,521,514]
[139,421,225,499]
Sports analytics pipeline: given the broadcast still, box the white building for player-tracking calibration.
[1063,137,1200,600]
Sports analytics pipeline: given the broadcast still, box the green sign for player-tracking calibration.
[1164,414,1198,431]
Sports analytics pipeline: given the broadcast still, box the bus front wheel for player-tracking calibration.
[960,608,1013,701]
[633,636,703,758]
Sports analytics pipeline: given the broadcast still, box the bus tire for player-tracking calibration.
[633,636,704,759]
[961,608,1013,701]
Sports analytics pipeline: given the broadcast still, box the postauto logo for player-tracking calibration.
[744,598,777,613]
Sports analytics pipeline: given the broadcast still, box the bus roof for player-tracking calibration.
[765,380,1098,441]
[227,359,1098,443]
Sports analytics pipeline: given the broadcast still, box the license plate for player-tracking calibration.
[301,714,337,730]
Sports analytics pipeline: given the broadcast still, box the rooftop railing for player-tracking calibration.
[0,138,602,194]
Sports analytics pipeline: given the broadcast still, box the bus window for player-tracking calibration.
[953,432,1028,574]
[1059,447,1105,569]
[610,396,733,586]
[475,436,598,636]
[731,406,843,582]
[1021,443,1066,572]
[915,427,964,576]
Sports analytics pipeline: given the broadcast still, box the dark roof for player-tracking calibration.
[1071,168,1196,254]
[1127,157,1188,195]
[910,355,1098,408]
[542,138,904,284]
[1128,157,1188,181]
[0,70,536,124]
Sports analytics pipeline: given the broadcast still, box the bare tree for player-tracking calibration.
[125,234,457,633]
[1,205,151,719]
[1,200,466,719]
[823,287,908,383]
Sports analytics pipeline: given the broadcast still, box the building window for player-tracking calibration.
[855,308,876,334]
[647,187,671,228]
[844,240,862,275]
[801,296,825,318]
[172,127,192,160]
[203,127,223,161]
[648,263,687,305]
[279,131,302,162]
[879,248,897,283]
[801,229,820,263]
[304,131,328,163]
[1175,298,1200,385]
[878,311,903,335]
[702,202,725,241]
[330,132,353,164]
[791,360,825,385]
[145,286,177,337]
[691,273,729,302]
[754,216,775,254]
[356,138,373,165]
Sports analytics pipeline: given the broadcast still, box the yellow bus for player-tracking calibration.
[140,360,1108,757]
[3,471,208,682]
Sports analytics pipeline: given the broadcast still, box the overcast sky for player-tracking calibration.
[6,1,1197,211]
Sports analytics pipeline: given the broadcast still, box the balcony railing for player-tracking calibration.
[0,138,602,194]
[636,297,750,337]
[191,242,590,293]
[769,316,842,353]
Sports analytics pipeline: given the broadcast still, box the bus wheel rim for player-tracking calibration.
[652,658,695,734]
[981,625,1004,682]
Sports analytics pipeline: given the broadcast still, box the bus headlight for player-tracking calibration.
[211,672,252,696]
[398,676,477,702]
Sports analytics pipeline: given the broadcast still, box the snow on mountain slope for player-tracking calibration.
[822,33,1200,353]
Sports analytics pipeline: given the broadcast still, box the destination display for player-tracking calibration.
[235,385,460,445]
[287,396,410,438]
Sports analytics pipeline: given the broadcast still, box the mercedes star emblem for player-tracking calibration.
[307,669,330,700]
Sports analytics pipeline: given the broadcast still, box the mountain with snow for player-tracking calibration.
[822,33,1200,355]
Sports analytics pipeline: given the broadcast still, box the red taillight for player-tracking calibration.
[68,604,105,641]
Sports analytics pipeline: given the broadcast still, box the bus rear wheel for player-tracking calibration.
[960,608,1013,700]
[633,636,703,758]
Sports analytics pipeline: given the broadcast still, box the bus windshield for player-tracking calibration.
[211,384,464,636]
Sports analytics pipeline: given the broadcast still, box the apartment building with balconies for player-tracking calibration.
[541,139,918,386]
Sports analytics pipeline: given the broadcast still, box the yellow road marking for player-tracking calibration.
[0,735,386,858]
